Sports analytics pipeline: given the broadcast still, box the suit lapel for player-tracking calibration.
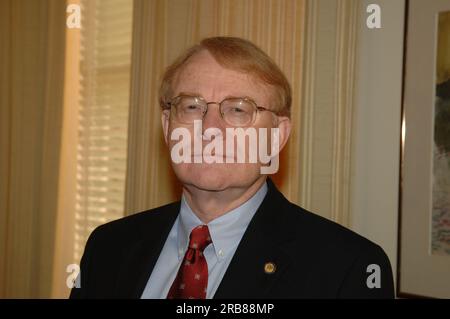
[114,202,180,298]
[214,179,295,298]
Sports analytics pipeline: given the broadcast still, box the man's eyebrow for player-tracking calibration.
[217,94,261,104]
[222,94,247,99]
[176,91,203,97]
[175,92,259,103]
[222,95,262,106]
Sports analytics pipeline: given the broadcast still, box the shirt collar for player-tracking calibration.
[177,181,268,261]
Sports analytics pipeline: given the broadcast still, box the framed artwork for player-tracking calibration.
[399,0,450,298]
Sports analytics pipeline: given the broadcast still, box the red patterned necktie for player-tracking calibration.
[167,225,212,299]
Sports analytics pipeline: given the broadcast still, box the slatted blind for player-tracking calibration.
[75,0,133,261]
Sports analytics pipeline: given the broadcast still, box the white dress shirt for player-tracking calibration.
[141,182,268,299]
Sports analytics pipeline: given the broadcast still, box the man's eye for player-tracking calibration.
[184,104,201,111]
[231,107,245,113]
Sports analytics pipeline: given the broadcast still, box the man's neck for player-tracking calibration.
[182,176,267,224]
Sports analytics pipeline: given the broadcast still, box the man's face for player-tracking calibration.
[161,50,291,192]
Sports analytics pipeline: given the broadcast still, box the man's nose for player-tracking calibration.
[202,103,226,133]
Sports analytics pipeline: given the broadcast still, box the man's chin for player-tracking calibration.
[181,175,230,192]
[172,163,263,191]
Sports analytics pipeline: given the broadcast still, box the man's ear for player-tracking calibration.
[276,116,291,153]
[161,110,170,145]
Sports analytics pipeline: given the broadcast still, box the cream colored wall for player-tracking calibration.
[350,0,406,283]
[293,0,405,287]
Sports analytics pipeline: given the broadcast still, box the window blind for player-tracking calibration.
[75,0,133,261]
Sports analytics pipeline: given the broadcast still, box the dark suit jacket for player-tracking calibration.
[70,179,395,299]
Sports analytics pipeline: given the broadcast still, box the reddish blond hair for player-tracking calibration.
[159,37,291,118]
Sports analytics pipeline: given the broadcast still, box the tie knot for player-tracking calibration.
[188,225,211,251]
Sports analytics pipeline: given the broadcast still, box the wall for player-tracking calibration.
[350,0,406,283]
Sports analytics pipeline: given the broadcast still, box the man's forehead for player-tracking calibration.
[175,51,250,83]
[172,51,273,102]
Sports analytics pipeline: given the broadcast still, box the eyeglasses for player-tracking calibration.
[164,94,277,127]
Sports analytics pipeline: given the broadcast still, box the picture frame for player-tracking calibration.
[398,0,450,298]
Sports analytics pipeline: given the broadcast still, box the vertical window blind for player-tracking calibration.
[75,0,133,261]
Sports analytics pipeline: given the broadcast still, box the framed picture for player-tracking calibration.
[399,0,450,298]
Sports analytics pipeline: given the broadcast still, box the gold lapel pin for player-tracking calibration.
[264,262,276,274]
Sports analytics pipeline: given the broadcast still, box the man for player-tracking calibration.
[70,37,394,299]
